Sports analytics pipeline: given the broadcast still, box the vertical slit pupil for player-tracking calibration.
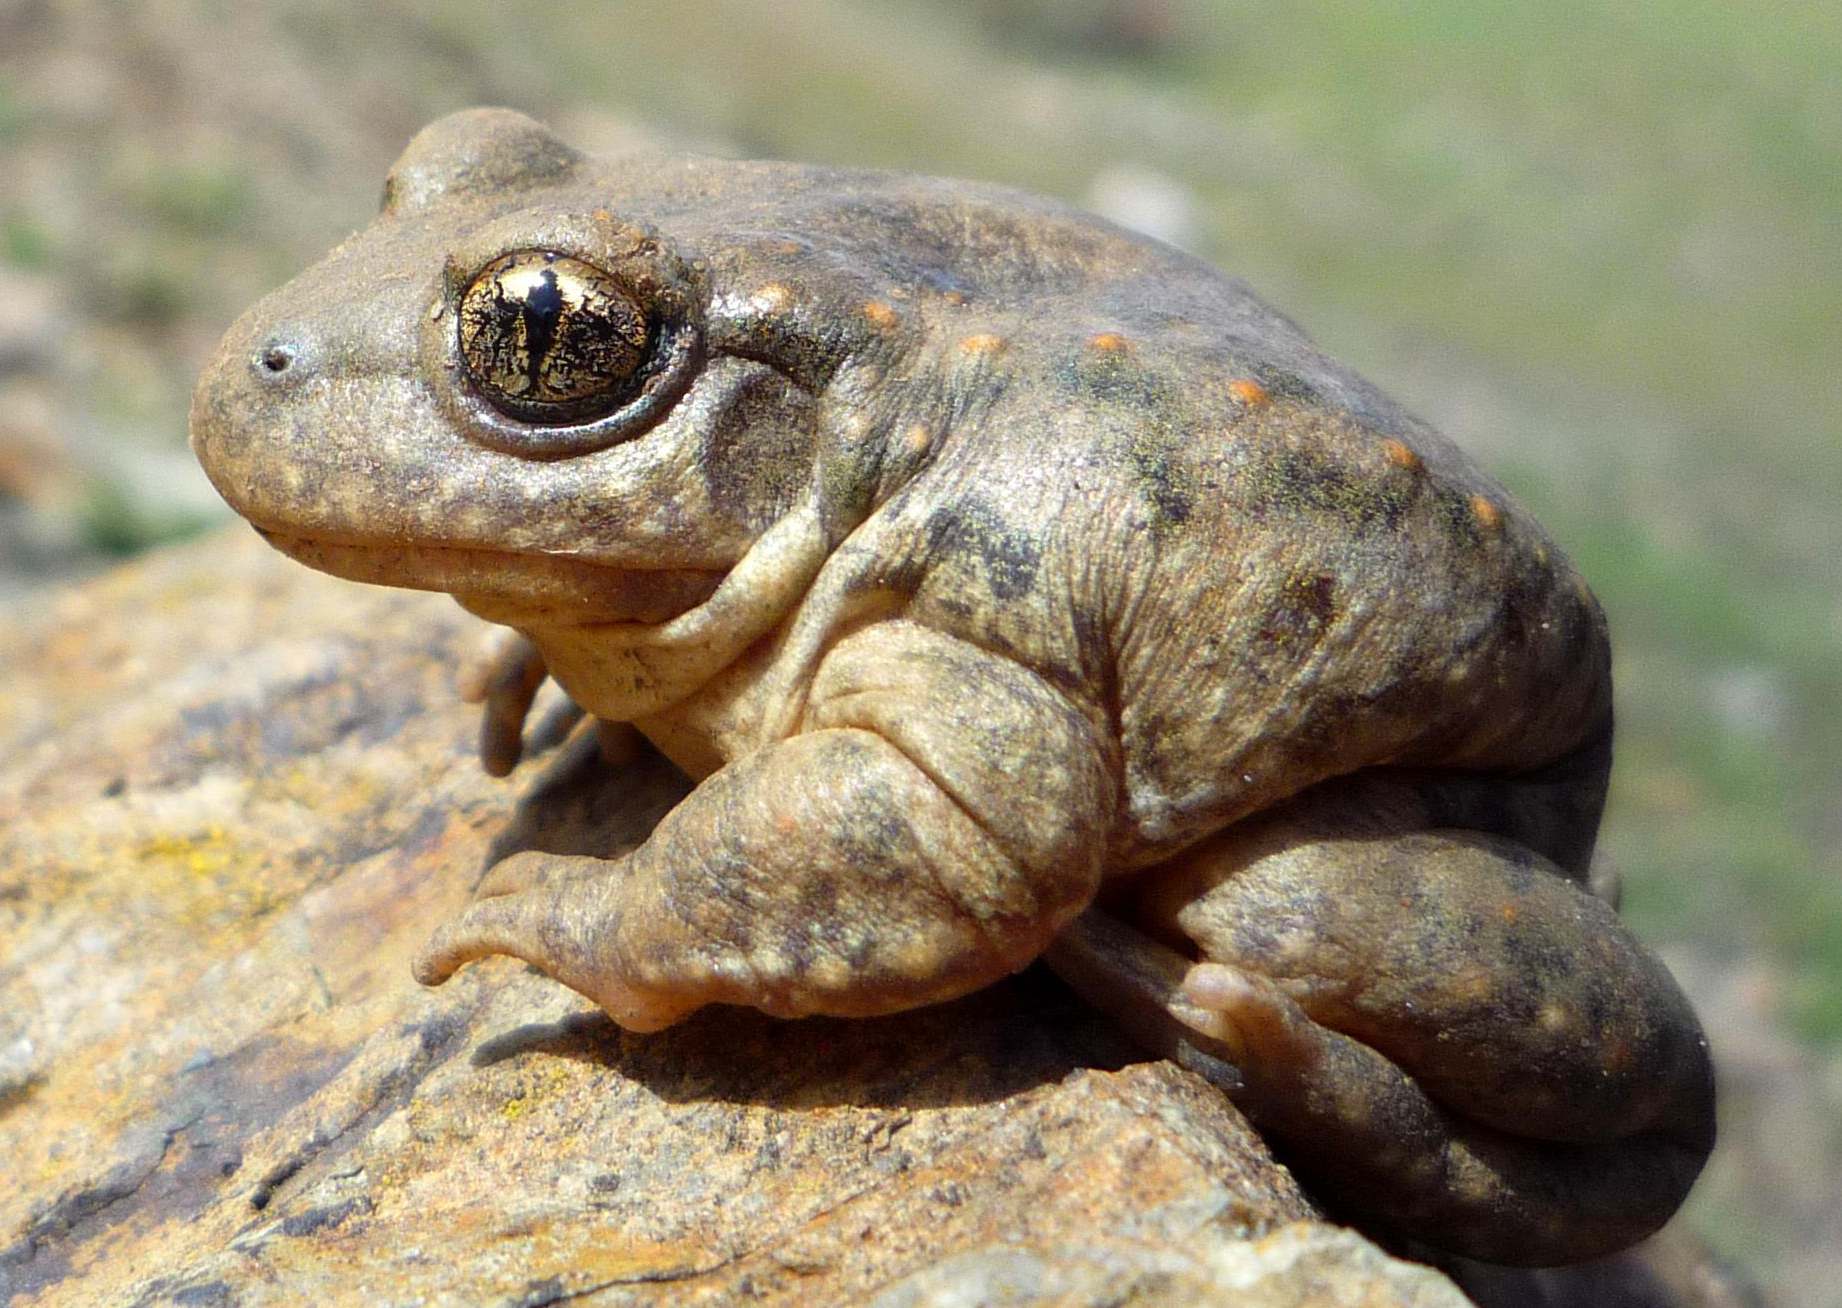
[521,268,564,392]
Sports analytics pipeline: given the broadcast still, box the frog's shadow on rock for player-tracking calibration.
[462,727,1143,1112]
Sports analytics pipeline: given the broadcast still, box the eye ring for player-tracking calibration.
[458,251,649,423]
[430,235,706,461]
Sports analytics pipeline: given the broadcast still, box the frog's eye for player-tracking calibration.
[457,251,650,424]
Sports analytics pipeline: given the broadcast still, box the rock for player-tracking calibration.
[872,1226,1469,1307]
[0,529,1487,1306]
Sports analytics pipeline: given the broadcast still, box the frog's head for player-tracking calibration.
[192,108,1155,638]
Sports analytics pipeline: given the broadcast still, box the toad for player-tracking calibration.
[189,108,1713,1265]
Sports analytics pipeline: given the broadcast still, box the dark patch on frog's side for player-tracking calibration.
[1055,344,1178,414]
[1127,445,1195,529]
[1218,577,1350,706]
[1251,369,1324,407]
[794,768,912,958]
[1432,482,1491,546]
[1277,690,1375,758]
[1214,882,1341,970]
[939,361,1015,438]
[1243,442,1414,534]
[1492,916,1577,1010]
[922,501,1041,601]
[817,435,897,539]
[1255,571,1340,661]
[698,365,820,533]
[914,265,976,301]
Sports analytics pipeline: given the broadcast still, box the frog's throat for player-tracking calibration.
[502,502,830,721]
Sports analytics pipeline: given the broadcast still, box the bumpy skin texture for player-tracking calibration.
[190,109,1713,1266]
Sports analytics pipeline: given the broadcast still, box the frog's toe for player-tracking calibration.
[458,628,551,776]
[1179,962,1314,1061]
[414,890,555,986]
[415,873,698,1033]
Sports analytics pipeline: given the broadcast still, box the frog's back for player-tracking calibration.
[726,168,1617,869]
[782,176,1617,868]
[1100,377,1609,857]
[994,268,1615,867]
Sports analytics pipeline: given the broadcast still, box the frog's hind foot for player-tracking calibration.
[1047,898,1714,1267]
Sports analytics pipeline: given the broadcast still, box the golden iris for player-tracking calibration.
[458,251,649,422]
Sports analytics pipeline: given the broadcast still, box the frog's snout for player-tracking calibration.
[188,316,320,505]
[190,320,316,458]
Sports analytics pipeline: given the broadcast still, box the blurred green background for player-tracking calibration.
[2,1,1836,1301]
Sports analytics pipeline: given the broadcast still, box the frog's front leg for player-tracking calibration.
[415,626,1114,1032]
[458,626,641,776]
[1048,819,1714,1266]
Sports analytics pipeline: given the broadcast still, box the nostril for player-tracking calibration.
[252,336,306,381]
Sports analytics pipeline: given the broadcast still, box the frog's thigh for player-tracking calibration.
[1173,827,1710,1144]
[1051,829,1714,1265]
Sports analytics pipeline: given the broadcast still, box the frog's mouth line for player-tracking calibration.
[255,529,725,627]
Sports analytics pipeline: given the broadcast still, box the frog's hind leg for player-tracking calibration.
[1046,822,1714,1267]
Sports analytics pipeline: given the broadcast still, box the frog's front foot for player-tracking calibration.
[458,626,645,777]
[1048,825,1715,1266]
[458,628,572,776]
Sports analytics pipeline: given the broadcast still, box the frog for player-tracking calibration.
[188,108,1714,1267]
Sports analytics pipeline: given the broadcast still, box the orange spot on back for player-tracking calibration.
[905,423,933,453]
[1380,438,1423,472]
[1229,379,1270,407]
[958,333,1008,357]
[942,289,970,306]
[1088,332,1131,353]
[1470,494,1504,532]
[862,300,899,330]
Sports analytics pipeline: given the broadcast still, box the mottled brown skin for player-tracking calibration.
[190,109,1713,1266]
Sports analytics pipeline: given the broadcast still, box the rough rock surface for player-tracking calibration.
[0,528,1477,1307]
